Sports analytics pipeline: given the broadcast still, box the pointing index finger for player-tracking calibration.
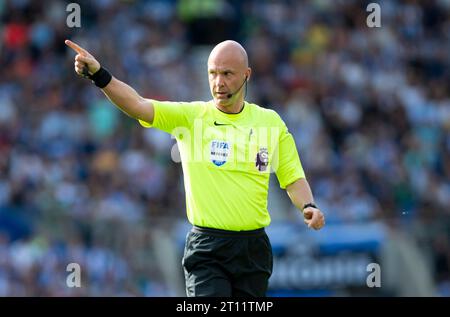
[65,39,88,56]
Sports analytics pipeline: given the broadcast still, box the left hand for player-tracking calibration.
[303,207,325,230]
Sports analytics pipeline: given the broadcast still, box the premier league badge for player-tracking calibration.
[256,147,269,172]
[210,140,230,166]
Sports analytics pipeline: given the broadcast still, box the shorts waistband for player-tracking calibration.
[191,225,266,238]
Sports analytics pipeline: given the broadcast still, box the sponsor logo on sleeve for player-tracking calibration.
[256,147,269,171]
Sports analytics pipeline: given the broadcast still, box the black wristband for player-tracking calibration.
[88,67,112,88]
[302,202,317,211]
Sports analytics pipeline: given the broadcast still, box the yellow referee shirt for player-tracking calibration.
[139,100,305,230]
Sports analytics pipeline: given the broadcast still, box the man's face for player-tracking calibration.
[208,67,243,106]
[208,47,249,107]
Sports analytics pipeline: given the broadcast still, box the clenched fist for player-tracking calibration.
[303,207,325,230]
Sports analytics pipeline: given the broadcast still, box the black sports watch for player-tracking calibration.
[302,202,317,211]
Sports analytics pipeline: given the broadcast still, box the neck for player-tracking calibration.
[216,98,245,114]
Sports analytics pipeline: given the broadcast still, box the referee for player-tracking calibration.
[66,39,325,297]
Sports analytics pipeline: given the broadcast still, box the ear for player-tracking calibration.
[245,67,252,81]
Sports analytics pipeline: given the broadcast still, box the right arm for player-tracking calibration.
[65,39,154,124]
[101,77,154,124]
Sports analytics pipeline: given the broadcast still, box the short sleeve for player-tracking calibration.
[272,120,306,189]
[138,100,201,135]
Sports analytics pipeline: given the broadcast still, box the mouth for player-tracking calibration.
[215,92,228,99]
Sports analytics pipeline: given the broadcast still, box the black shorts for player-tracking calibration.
[182,225,273,297]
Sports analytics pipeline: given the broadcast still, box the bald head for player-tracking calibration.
[208,40,248,69]
[207,40,251,112]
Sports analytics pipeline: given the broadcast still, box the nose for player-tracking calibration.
[214,74,225,88]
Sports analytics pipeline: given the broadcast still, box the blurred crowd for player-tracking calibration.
[0,0,449,296]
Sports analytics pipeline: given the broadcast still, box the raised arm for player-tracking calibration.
[65,39,154,124]
[286,178,325,230]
